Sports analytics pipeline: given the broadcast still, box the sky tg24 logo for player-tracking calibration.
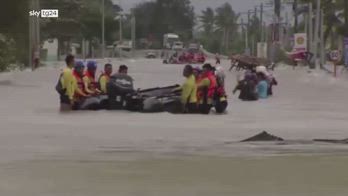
[29,9,59,18]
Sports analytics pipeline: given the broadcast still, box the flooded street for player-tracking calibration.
[1,59,348,195]
[1,155,348,196]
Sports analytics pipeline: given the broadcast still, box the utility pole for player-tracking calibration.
[29,0,40,70]
[131,14,136,57]
[309,3,313,55]
[119,14,123,43]
[101,0,105,58]
[118,13,123,58]
[263,21,267,43]
[241,18,248,55]
[241,18,245,52]
[246,10,251,55]
[320,9,325,67]
[345,0,348,36]
[253,7,257,56]
[29,0,33,69]
[260,3,264,42]
[293,0,298,33]
[313,0,321,69]
[274,0,281,42]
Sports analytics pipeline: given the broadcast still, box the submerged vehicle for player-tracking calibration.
[163,51,206,64]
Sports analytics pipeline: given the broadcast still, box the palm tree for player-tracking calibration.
[215,3,239,52]
[199,7,215,37]
[298,0,345,44]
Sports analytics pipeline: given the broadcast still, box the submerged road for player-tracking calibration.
[0,58,348,195]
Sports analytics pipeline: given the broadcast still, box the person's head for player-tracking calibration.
[183,64,193,77]
[193,66,201,78]
[202,63,213,73]
[74,61,85,76]
[257,72,267,81]
[118,65,128,74]
[65,54,75,68]
[104,63,113,75]
[87,61,97,74]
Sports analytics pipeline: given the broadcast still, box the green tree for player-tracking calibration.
[215,3,239,52]
[152,0,195,40]
[133,0,195,47]
[79,0,121,45]
[0,0,29,69]
[41,0,121,58]
[40,0,83,58]
[298,0,347,44]
[200,7,215,36]
[132,2,157,40]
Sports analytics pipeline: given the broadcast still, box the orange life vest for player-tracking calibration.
[197,71,217,103]
[73,70,85,98]
[84,71,98,91]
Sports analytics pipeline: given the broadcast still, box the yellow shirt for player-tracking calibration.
[83,76,95,94]
[181,75,197,104]
[60,67,76,101]
[198,78,210,88]
[99,75,110,94]
[198,78,213,104]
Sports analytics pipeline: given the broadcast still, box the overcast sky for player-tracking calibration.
[113,0,269,13]
[112,0,292,24]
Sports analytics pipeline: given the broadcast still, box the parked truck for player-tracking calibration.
[163,33,180,49]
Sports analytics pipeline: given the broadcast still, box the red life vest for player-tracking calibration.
[216,86,226,97]
[198,71,217,102]
[85,71,98,90]
[205,71,217,98]
[196,76,203,101]
[73,70,85,98]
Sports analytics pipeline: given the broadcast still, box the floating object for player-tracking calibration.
[241,131,284,142]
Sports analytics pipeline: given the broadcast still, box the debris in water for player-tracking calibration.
[313,139,348,144]
[241,131,284,142]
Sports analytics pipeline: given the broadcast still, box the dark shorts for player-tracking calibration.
[215,101,228,113]
[199,104,212,114]
[185,103,198,114]
[60,94,70,104]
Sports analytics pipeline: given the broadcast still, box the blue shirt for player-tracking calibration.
[257,80,268,99]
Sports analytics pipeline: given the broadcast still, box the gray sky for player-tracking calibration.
[113,0,269,13]
[112,0,292,24]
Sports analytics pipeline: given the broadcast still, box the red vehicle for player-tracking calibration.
[163,51,206,64]
[193,53,206,63]
[286,49,313,66]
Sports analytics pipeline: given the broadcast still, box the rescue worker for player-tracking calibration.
[233,72,258,101]
[215,53,221,65]
[214,66,228,113]
[83,61,101,95]
[57,54,75,111]
[256,72,269,99]
[118,65,128,74]
[268,73,278,96]
[72,61,89,110]
[180,65,198,113]
[193,66,202,83]
[98,63,113,94]
[197,63,217,114]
